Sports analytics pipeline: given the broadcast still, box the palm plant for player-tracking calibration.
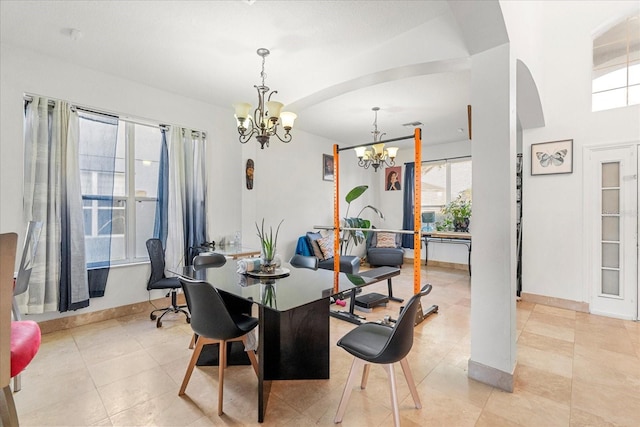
[340,185,384,255]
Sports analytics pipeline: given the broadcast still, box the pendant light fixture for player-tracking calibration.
[354,107,398,171]
[233,48,297,149]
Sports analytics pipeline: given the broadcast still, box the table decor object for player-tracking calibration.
[256,219,283,273]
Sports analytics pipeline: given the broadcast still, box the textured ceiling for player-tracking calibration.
[0,0,507,146]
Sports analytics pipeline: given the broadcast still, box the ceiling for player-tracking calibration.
[0,0,507,147]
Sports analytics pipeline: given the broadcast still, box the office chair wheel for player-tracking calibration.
[156,319,162,328]
[186,317,191,324]
[150,313,157,321]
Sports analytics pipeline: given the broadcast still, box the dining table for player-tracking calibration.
[171,261,379,423]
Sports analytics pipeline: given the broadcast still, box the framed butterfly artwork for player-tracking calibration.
[531,139,573,175]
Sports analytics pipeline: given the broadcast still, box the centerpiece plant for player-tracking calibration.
[256,218,283,273]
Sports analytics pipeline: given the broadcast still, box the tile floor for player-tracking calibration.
[11,266,640,426]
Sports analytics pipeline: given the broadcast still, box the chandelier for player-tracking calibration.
[233,48,297,149]
[354,107,398,172]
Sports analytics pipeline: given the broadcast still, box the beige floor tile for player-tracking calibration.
[517,343,574,378]
[108,390,205,426]
[97,366,178,416]
[516,330,574,358]
[88,348,160,387]
[514,363,572,406]
[18,388,108,426]
[421,362,493,408]
[402,385,482,426]
[572,349,640,392]
[522,316,575,342]
[476,409,526,427]
[484,388,570,427]
[533,304,576,320]
[574,326,637,357]
[571,378,640,426]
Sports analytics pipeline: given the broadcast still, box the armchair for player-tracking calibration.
[295,232,360,274]
[366,228,404,268]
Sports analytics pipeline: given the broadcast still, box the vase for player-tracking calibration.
[454,218,470,233]
[260,251,277,273]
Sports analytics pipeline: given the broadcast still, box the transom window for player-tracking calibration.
[592,14,640,111]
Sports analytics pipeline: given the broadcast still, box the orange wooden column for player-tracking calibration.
[413,128,422,294]
[333,144,340,293]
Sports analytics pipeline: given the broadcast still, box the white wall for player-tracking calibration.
[501,1,640,303]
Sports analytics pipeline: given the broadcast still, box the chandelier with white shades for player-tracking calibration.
[354,107,398,172]
[233,48,297,149]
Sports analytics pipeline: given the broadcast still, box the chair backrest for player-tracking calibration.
[289,254,319,270]
[14,221,43,297]
[146,238,167,289]
[373,284,432,364]
[193,253,227,270]
[1,233,18,389]
[366,226,402,249]
[179,277,249,340]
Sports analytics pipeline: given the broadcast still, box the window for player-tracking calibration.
[79,111,163,267]
[592,14,640,111]
[421,157,472,220]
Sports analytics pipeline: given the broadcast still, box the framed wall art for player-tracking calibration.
[322,154,334,181]
[531,139,573,176]
[385,166,402,191]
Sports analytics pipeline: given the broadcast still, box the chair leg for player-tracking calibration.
[334,358,365,424]
[399,358,422,409]
[218,340,227,416]
[179,336,210,395]
[188,333,197,349]
[360,364,371,389]
[12,374,21,392]
[1,385,19,427]
[241,336,259,377]
[382,364,401,427]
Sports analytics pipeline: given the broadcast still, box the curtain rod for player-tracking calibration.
[23,94,206,137]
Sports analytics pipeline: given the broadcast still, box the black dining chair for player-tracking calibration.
[193,253,227,270]
[146,238,190,328]
[289,254,319,270]
[334,284,433,427]
[178,277,259,416]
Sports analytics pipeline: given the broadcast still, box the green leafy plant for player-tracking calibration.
[256,219,283,263]
[341,185,384,255]
[436,195,471,232]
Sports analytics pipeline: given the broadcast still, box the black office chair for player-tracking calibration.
[334,284,433,427]
[193,253,227,270]
[289,254,319,270]
[178,277,259,416]
[146,238,190,328]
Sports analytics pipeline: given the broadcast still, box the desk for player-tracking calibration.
[213,246,260,259]
[173,262,378,423]
[422,232,472,275]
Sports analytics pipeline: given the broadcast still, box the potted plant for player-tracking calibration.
[340,185,384,255]
[438,195,471,232]
[256,219,283,273]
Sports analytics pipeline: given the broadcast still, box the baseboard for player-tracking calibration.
[37,294,185,334]
[520,292,589,313]
[468,359,514,392]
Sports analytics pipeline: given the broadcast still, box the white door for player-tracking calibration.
[585,144,638,320]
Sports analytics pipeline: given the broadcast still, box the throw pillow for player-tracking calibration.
[376,232,397,248]
[317,235,334,259]
[306,232,325,260]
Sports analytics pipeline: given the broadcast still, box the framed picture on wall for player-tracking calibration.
[322,154,334,181]
[531,139,573,176]
[385,166,402,191]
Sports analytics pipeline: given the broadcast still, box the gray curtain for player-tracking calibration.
[23,97,89,313]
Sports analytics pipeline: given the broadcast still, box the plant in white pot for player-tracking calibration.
[256,219,283,273]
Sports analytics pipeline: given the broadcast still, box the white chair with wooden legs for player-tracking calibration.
[178,277,258,416]
[334,284,432,427]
